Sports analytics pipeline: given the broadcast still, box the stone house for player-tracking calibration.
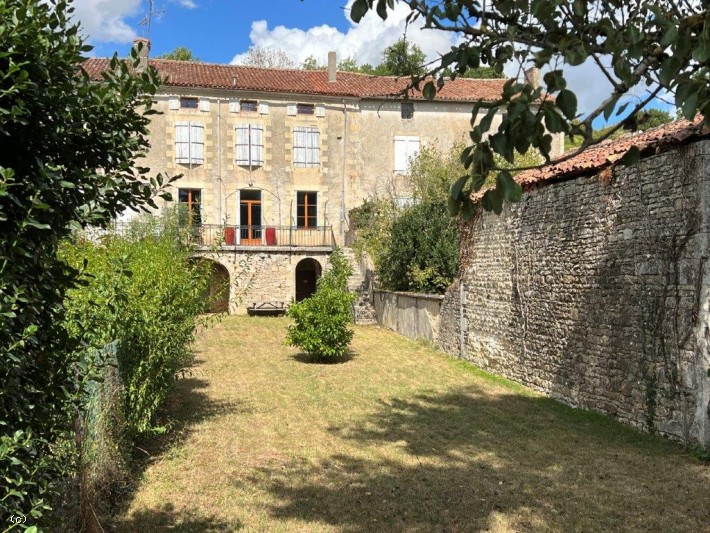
[84,39,563,313]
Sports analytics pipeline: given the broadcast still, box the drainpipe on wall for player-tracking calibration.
[217,97,223,224]
[341,101,348,243]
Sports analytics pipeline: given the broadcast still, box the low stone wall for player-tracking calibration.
[438,140,710,447]
[373,290,443,343]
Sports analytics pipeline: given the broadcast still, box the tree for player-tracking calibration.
[350,1,710,216]
[0,0,171,524]
[380,38,426,77]
[285,249,356,359]
[240,47,296,69]
[158,46,199,61]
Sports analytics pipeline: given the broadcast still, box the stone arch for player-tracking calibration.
[194,257,230,313]
[295,257,322,302]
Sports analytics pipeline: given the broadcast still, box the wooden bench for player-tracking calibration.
[247,301,287,316]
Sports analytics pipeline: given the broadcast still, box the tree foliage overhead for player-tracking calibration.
[301,38,428,76]
[240,47,297,69]
[158,46,199,61]
[350,0,710,216]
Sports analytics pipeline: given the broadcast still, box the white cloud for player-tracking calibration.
[173,0,197,9]
[71,0,143,43]
[231,0,456,67]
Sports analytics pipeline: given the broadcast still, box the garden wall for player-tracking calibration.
[373,290,443,343]
[438,140,710,446]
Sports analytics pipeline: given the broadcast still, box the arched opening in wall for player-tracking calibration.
[193,258,230,313]
[295,258,322,302]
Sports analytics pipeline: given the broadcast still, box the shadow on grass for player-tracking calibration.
[112,503,243,532]
[255,385,709,532]
[104,360,253,530]
[291,350,357,365]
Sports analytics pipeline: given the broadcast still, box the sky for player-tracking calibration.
[74,0,670,122]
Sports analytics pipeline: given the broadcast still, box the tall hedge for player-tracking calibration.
[0,0,171,527]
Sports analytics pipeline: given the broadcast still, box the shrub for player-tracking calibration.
[378,201,460,294]
[285,249,356,359]
[61,215,213,435]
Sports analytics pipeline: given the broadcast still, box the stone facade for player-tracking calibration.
[199,250,331,314]
[438,139,710,447]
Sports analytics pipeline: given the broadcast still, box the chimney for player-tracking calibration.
[328,51,337,82]
[133,37,151,72]
[524,66,541,89]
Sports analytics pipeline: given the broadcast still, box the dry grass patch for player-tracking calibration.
[109,316,709,532]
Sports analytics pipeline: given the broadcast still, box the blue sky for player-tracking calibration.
[88,1,353,63]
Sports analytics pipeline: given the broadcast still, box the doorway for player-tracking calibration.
[240,189,262,245]
[295,258,322,302]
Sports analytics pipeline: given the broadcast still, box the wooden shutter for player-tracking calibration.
[293,127,306,166]
[235,124,250,165]
[169,97,179,110]
[229,100,240,113]
[199,99,210,112]
[287,103,297,116]
[190,123,204,163]
[315,104,325,117]
[259,102,269,115]
[393,137,407,173]
[306,127,319,166]
[250,125,264,166]
[407,137,420,165]
[175,122,190,163]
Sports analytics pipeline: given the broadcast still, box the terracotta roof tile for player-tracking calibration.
[515,117,709,187]
[82,58,507,102]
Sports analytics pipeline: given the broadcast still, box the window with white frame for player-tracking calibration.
[293,126,320,168]
[235,124,264,167]
[175,122,205,164]
[393,136,420,174]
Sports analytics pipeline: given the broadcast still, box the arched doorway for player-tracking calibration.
[193,258,230,313]
[295,258,322,302]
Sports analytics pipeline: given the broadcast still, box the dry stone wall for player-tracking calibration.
[438,140,710,447]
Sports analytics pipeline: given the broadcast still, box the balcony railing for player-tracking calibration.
[187,224,336,249]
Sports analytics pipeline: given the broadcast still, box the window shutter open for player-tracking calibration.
[251,125,264,166]
[393,137,407,173]
[199,99,210,112]
[190,123,204,163]
[287,103,297,116]
[175,122,190,163]
[235,124,250,165]
[316,104,325,117]
[169,97,179,110]
[229,100,240,113]
[259,102,269,115]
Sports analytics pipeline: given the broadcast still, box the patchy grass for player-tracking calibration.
[110,317,709,532]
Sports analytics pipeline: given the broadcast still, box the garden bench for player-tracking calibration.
[247,301,287,316]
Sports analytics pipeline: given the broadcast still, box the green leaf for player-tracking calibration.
[556,89,578,119]
[619,146,641,166]
[422,81,437,100]
[543,70,566,92]
[682,90,698,120]
[451,175,469,200]
[496,170,523,202]
[351,0,370,23]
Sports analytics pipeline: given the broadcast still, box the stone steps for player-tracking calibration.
[342,247,377,325]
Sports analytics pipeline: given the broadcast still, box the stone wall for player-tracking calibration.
[438,140,710,446]
[373,290,443,343]
[198,250,331,314]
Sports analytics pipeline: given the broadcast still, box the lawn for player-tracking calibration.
[110,316,709,532]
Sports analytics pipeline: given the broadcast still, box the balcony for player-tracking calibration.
[188,224,336,251]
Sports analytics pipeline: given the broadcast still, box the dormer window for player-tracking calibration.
[180,97,199,109]
[240,100,258,112]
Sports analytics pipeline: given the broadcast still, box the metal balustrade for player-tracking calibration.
[189,224,335,249]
